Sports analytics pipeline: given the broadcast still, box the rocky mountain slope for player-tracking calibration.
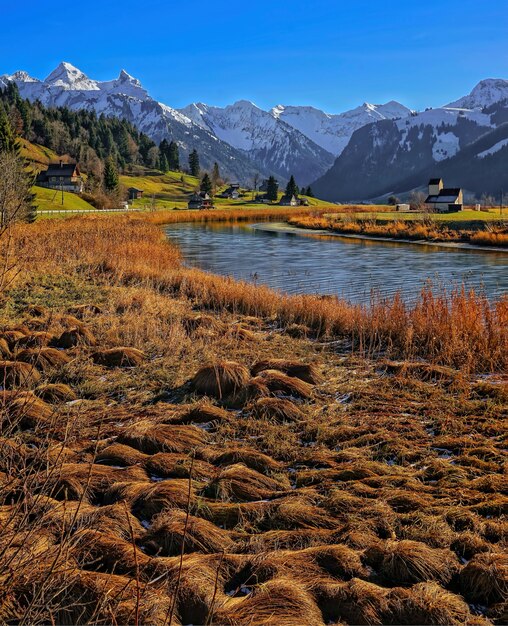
[312,80,508,201]
[0,63,276,183]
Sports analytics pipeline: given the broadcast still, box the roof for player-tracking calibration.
[127,187,143,192]
[428,178,443,185]
[425,188,462,203]
[44,162,79,177]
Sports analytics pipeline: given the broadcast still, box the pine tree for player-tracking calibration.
[211,162,221,191]
[159,153,168,172]
[168,141,180,171]
[266,176,278,202]
[200,172,213,195]
[103,157,119,192]
[188,149,200,177]
[306,186,314,197]
[0,106,18,153]
[285,175,298,198]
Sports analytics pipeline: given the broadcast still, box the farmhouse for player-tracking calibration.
[188,192,214,210]
[36,161,83,193]
[279,194,298,206]
[220,184,240,199]
[127,187,144,200]
[425,178,463,212]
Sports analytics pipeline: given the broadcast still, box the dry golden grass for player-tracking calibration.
[0,214,505,624]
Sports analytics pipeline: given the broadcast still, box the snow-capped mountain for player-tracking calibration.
[271,101,413,156]
[313,80,508,201]
[0,62,276,183]
[445,78,508,110]
[179,100,334,185]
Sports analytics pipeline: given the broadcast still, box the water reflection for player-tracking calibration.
[164,222,508,304]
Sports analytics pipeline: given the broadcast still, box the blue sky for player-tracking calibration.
[2,0,507,112]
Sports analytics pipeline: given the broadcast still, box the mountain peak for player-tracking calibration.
[44,62,99,90]
[446,78,508,109]
[9,70,39,83]
[118,69,141,85]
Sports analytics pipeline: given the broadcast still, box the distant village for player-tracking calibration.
[36,160,469,214]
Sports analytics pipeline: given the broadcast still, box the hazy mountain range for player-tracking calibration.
[2,63,508,198]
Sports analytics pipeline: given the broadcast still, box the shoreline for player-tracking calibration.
[251,222,508,253]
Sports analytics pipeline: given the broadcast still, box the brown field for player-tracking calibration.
[288,214,508,248]
[0,216,506,625]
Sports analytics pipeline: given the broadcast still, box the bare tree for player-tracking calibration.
[0,150,36,230]
[408,190,427,212]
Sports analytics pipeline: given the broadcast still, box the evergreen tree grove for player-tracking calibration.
[168,141,180,171]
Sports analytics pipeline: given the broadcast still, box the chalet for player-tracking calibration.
[127,187,144,200]
[279,194,298,207]
[36,161,83,193]
[425,178,463,212]
[188,192,214,210]
[219,185,240,199]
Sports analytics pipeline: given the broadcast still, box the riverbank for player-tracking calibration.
[253,221,508,253]
[0,216,506,625]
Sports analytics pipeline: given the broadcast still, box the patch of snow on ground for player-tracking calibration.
[476,138,508,158]
[432,132,460,161]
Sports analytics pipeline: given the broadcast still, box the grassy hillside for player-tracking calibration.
[120,169,335,210]
[33,185,96,212]
[19,139,62,170]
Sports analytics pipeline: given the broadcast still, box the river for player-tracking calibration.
[164,222,508,303]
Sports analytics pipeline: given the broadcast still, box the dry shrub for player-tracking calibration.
[0,338,12,359]
[145,453,214,480]
[181,313,221,335]
[460,552,508,604]
[0,361,41,388]
[445,507,482,532]
[227,324,259,341]
[15,347,71,372]
[381,359,460,383]
[316,577,389,625]
[252,359,322,384]
[92,346,146,367]
[176,401,230,425]
[253,369,313,399]
[251,397,305,423]
[284,323,311,338]
[53,569,172,625]
[470,474,507,494]
[0,330,25,350]
[395,512,455,548]
[72,528,151,576]
[204,463,284,502]
[95,442,149,466]
[388,581,473,625]
[34,463,149,502]
[215,577,323,626]
[126,480,197,519]
[14,331,54,349]
[67,303,103,318]
[53,326,96,348]
[365,539,460,586]
[0,391,53,428]
[212,447,282,474]
[191,361,250,399]
[35,383,77,403]
[117,421,207,454]
[25,304,47,318]
[264,497,338,530]
[143,509,235,555]
[487,601,508,625]
[472,381,508,403]
[451,532,490,560]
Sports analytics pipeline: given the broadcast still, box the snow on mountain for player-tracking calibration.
[476,137,508,159]
[446,78,508,110]
[44,61,100,91]
[271,101,413,155]
[179,100,334,184]
[1,63,273,183]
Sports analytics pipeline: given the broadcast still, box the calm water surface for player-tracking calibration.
[164,222,508,303]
